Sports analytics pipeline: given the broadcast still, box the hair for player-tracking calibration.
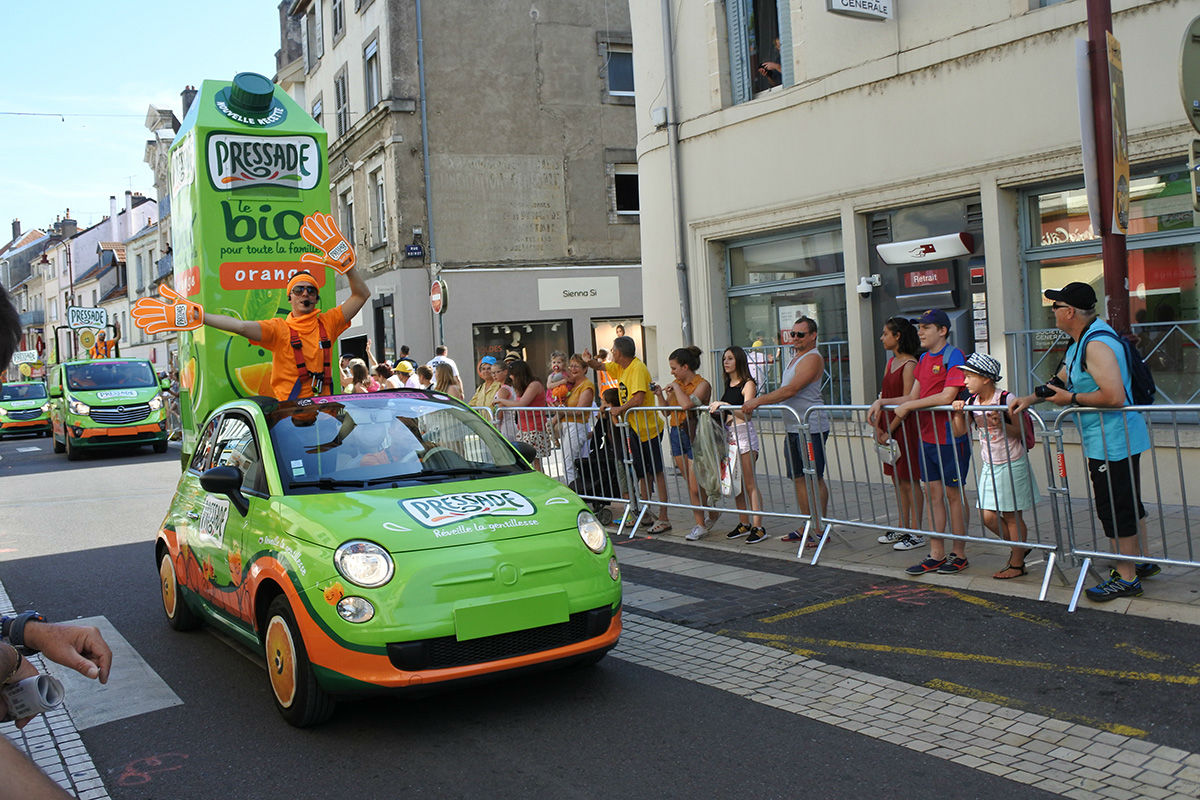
[612,336,636,358]
[350,359,370,384]
[416,365,433,383]
[433,363,455,392]
[568,353,588,372]
[549,350,566,370]
[435,345,448,356]
[374,362,394,380]
[885,316,920,357]
[722,346,753,388]
[597,348,609,360]
[1076,307,1098,323]
[0,283,19,370]
[601,387,620,406]
[400,344,410,356]
[668,345,702,372]
[796,316,818,335]
[507,359,541,394]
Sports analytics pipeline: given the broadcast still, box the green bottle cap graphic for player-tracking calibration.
[215,72,287,127]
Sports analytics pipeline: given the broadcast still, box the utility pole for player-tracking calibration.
[1085,0,1129,331]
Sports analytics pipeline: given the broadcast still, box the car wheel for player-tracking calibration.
[65,434,82,461]
[159,551,201,631]
[52,432,65,453]
[153,439,168,454]
[263,596,335,728]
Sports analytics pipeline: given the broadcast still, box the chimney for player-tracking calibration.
[10,219,19,243]
[110,195,118,241]
[181,85,197,119]
[59,212,77,239]
[125,190,133,222]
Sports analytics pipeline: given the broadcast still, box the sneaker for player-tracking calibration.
[1085,575,1143,602]
[1109,563,1162,581]
[746,526,768,544]
[892,533,927,551]
[686,524,706,541]
[936,555,969,574]
[905,557,946,575]
[877,530,905,544]
[725,523,751,540]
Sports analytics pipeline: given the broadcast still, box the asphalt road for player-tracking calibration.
[1,433,1196,798]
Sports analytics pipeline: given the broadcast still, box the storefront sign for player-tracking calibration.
[876,232,973,265]
[826,0,892,21]
[67,306,108,330]
[537,277,620,310]
[11,350,37,365]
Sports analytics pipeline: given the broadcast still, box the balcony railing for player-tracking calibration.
[18,309,44,326]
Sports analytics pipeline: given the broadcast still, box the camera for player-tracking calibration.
[1034,384,1055,399]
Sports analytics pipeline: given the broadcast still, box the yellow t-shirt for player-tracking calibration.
[469,381,499,409]
[562,378,596,423]
[605,358,664,442]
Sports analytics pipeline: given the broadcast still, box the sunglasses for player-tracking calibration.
[1051,303,1070,311]
[790,330,811,338]
[291,285,319,296]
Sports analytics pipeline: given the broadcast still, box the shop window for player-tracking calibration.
[471,320,572,377]
[728,227,843,287]
[726,0,792,104]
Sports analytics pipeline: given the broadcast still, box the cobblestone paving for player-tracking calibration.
[0,583,109,799]
[614,613,1200,800]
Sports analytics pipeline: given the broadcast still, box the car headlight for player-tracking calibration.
[578,510,608,554]
[334,541,394,588]
[0,408,6,418]
[148,395,163,411]
[69,399,90,415]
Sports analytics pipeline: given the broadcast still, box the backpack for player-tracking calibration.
[968,391,1036,452]
[1078,328,1156,406]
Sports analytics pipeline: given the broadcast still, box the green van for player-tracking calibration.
[47,358,170,460]
[0,381,51,437]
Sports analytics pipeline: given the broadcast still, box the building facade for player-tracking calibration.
[277,0,642,391]
[628,0,1199,402]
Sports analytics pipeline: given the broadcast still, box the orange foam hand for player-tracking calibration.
[300,212,356,273]
[130,285,203,334]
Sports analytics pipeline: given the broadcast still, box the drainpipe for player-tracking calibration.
[661,0,692,346]
[415,0,443,346]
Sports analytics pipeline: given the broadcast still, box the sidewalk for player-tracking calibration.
[609,505,1200,627]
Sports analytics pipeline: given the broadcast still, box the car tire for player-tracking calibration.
[159,551,201,631]
[52,432,65,454]
[263,596,335,728]
[65,434,82,461]
[153,439,168,454]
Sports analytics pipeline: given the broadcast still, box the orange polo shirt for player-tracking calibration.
[251,306,350,401]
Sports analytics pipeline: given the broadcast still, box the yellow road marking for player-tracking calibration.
[731,630,1200,686]
[924,587,1062,630]
[927,679,1148,738]
[759,590,885,623]
[1114,643,1200,673]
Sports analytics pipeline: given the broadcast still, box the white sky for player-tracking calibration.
[0,1,281,236]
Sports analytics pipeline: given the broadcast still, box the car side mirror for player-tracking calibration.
[49,385,62,397]
[509,439,537,464]
[200,465,250,516]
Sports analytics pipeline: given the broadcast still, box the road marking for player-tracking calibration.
[615,614,1200,799]
[621,580,703,612]
[15,447,41,453]
[1114,642,1200,674]
[42,615,182,730]
[926,679,1148,738]
[760,589,884,622]
[728,629,1200,687]
[924,586,1062,630]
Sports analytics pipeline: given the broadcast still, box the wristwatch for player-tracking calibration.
[1071,392,1078,405]
[1,611,46,655]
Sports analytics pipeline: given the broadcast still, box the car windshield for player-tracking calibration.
[266,392,530,495]
[65,362,157,391]
[1,383,47,401]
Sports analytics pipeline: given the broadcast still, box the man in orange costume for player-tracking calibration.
[132,213,370,401]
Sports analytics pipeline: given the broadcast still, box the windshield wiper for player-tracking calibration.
[413,466,520,480]
[288,477,367,490]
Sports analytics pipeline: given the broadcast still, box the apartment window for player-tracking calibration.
[364,38,381,109]
[613,164,639,217]
[135,253,144,290]
[334,67,350,136]
[303,0,325,72]
[371,168,387,245]
[726,0,792,104]
[92,290,97,306]
[339,189,355,246]
[48,298,57,322]
[607,45,633,97]
[311,95,323,128]
[331,0,345,41]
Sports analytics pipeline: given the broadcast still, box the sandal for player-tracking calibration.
[648,520,673,534]
[992,562,1026,580]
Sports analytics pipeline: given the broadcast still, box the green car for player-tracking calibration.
[47,358,169,460]
[0,381,51,438]
[155,390,622,727]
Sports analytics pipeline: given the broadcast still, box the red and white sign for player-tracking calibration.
[430,279,447,314]
[875,232,974,265]
[903,267,950,290]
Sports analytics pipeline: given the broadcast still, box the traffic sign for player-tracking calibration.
[430,279,447,315]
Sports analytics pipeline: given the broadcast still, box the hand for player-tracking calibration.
[1,647,39,729]
[892,402,911,420]
[23,621,112,684]
[742,396,759,415]
[1046,384,1074,407]
[1008,395,1028,416]
[131,284,203,334]
[951,399,965,412]
[866,400,883,426]
[875,429,889,445]
[300,212,356,273]
[708,401,726,415]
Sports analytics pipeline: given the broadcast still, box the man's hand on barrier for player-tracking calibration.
[1,643,39,729]
[300,212,356,274]
[24,622,112,684]
[131,285,203,334]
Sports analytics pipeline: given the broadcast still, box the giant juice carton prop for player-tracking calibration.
[168,73,334,456]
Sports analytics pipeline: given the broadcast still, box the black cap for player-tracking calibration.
[1044,281,1096,310]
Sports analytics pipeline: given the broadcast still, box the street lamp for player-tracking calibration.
[38,220,76,361]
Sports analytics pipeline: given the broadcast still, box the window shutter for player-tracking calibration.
[315,0,325,58]
[777,0,793,88]
[301,14,312,72]
[726,0,751,105]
